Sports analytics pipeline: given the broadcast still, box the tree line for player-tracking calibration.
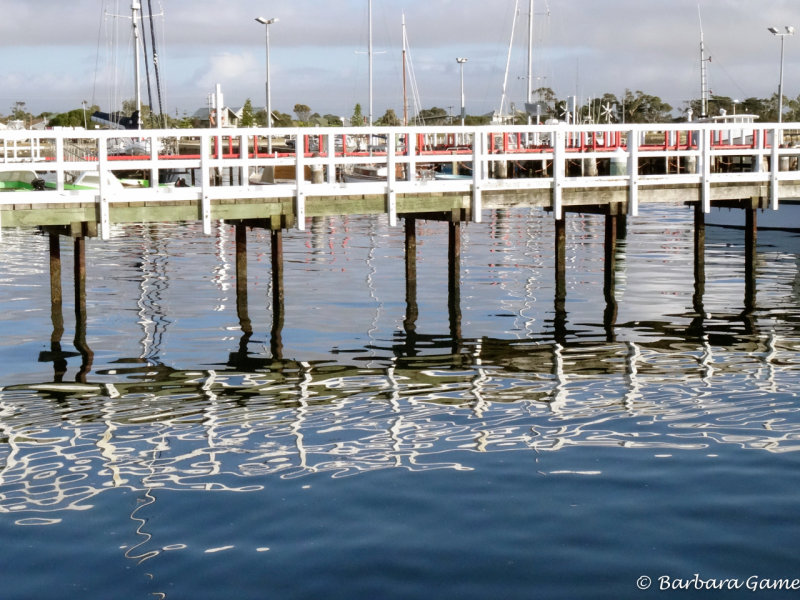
[3,87,799,128]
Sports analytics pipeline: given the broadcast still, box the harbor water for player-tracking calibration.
[1,205,800,599]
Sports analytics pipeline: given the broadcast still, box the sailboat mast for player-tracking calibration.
[402,13,408,126]
[527,0,533,106]
[499,0,520,119]
[368,0,373,126]
[527,0,534,124]
[699,5,708,119]
[132,0,143,128]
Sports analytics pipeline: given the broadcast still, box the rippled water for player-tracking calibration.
[2,206,800,599]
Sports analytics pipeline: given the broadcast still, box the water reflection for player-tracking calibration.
[2,209,800,525]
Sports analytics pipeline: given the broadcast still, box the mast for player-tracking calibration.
[527,0,534,124]
[368,0,373,126]
[132,0,143,129]
[402,13,408,126]
[699,5,709,119]
[498,0,520,119]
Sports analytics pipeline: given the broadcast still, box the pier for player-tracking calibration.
[2,121,800,239]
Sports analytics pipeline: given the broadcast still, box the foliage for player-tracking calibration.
[417,106,448,125]
[351,103,365,126]
[241,98,255,127]
[323,114,343,127]
[375,109,400,126]
[293,103,312,122]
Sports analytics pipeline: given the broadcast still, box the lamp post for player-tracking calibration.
[256,16,278,151]
[457,57,468,126]
[81,100,88,129]
[768,25,794,124]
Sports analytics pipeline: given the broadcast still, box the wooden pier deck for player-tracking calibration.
[2,122,800,238]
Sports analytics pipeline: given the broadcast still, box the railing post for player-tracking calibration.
[200,132,212,234]
[407,132,417,182]
[552,125,565,219]
[149,132,158,189]
[98,137,111,240]
[326,133,336,184]
[701,127,711,213]
[627,128,639,216]
[386,131,397,226]
[55,134,65,191]
[771,126,781,210]
[295,131,306,230]
[240,132,250,186]
[472,130,483,223]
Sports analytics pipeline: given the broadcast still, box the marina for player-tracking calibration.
[4,0,800,597]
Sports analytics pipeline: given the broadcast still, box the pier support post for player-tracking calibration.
[73,234,93,382]
[235,224,252,343]
[404,217,418,336]
[604,214,618,338]
[554,216,567,342]
[448,219,462,341]
[693,203,706,316]
[744,207,757,313]
[270,227,284,360]
[48,232,66,379]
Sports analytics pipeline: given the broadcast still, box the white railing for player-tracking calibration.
[2,122,799,240]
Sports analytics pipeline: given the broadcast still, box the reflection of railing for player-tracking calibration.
[2,122,800,240]
[1,332,798,526]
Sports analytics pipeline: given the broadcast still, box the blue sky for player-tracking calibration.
[1,0,798,119]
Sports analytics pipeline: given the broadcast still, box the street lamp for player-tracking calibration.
[256,16,278,151]
[768,25,794,124]
[457,57,468,126]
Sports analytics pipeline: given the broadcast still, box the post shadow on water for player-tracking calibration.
[35,203,765,383]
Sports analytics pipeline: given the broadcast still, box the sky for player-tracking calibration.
[1,0,799,121]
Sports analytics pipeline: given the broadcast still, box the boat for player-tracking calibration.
[91,1,168,135]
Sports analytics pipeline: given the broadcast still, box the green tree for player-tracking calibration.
[621,89,672,123]
[417,107,448,125]
[293,103,312,122]
[323,114,343,127]
[241,98,255,127]
[375,108,400,126]
[351,103,365,126]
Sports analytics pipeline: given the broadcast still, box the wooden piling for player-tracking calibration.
[235,223,252,339]
[693,203,706,315]
[604,214,618,339]
[448,220,462,340]
[744,206,757,313]
[404,217,418,335]
[270,227,284,360]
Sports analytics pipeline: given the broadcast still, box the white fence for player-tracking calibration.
[2,122,799,240]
